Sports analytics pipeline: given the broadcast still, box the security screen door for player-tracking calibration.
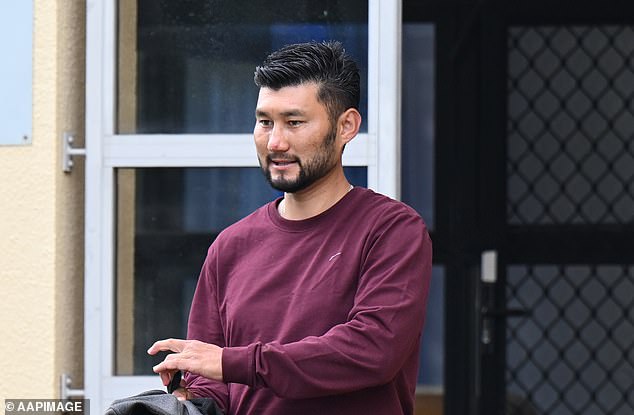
[497,23,634,415]
[436,2,634,414]
[85,1,403,412]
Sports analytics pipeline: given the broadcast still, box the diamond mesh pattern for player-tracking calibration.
[507,26,634,225]
[506,265,634,415]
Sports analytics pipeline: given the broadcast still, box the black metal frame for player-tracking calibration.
[406,2,492,413]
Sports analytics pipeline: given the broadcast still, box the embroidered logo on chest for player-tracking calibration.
[328,252,342,262]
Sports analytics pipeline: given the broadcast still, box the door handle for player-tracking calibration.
[480,250,531,319]
[479,250,530,348]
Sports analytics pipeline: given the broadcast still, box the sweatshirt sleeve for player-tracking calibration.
[221,210,433,399]
[184,247,230,411]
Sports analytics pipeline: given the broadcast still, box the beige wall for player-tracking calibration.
[0,0,85,405]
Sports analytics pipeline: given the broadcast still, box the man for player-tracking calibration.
[148,41,432,415]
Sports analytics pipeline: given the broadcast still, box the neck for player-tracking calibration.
[279,174,353,220]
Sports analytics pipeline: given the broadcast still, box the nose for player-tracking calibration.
[266,125,289,152]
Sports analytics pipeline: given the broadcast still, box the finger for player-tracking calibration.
[159,370,173,386]
[147,338,183,355]
[173,387,189,401]
[153,358,176,375]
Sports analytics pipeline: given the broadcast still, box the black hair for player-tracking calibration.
[254,41,361,123]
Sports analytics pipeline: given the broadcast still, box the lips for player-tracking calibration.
[272,160,295,166]
[268,155,298,167]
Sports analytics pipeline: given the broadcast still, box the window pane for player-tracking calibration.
[418,266,444,386]
[401,23,441,388]
[115,167,367,375]
[401,23,435,229]
[117,1,368,134]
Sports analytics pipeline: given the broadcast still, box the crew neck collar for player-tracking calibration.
[268,186,360,232]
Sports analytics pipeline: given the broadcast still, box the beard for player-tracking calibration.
[259,126,338,193]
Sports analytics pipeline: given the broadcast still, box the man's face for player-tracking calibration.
[254,83,340,193]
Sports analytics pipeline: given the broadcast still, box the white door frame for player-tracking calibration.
[84,0,402,412]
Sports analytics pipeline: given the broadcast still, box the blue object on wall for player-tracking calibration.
[0,1,33,145]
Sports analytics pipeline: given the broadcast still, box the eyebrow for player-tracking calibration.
[255,109,306,118]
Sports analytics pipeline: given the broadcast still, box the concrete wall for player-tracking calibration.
[0,0,85,405]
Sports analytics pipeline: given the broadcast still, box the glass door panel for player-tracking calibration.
[117,0,369,134]
[401,21,441,395]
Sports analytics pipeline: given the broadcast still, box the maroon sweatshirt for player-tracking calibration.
[185,187,432,414]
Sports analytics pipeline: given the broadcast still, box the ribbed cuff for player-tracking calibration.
[221,344,254,386]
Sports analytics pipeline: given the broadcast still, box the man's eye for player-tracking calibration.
[288,120,303,127]
[258,120,272,127]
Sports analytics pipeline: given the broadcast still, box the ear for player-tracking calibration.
[337,108,362,145]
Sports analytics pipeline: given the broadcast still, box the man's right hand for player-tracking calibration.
[147,338,224,383]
